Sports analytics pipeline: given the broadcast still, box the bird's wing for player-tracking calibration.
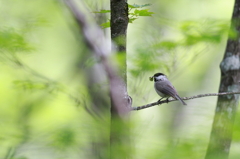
[155,81,178,99]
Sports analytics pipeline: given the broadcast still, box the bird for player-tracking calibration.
[149,73,187,105]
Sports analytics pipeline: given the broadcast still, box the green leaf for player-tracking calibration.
[100,21,110,28]
[128,3,151,9]
[129,12,137,16]
[179,20,228,45]
[93,10,110,13]
[134,9,154,16]
[129,18,138,23]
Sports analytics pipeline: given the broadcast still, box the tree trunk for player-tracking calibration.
[110,0,128,81]
[110,0,131,159]
[205,1,240,159]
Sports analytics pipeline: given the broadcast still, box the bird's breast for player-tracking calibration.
[154,83,167,97]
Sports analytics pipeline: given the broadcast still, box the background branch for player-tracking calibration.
[65,0,129,116]
[132,92,240,111]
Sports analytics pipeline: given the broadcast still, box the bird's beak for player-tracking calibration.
[149,76,153,81]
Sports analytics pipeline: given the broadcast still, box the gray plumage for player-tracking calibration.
[153,73,186,105]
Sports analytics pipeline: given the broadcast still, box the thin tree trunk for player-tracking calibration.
[110,0,128,81]
[110,0,131,159]
[205,1,240,159]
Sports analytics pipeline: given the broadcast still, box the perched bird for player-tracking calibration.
[149,73,187,105]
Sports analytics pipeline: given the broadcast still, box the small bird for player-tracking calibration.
[149,73,187,105]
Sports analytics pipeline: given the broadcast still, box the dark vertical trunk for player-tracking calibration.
[110,0,128,51]
[110,0,131,159]
[110,0,128,82]
[205,1,240,159]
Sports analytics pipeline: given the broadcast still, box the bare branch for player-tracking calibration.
[132,92,240,111]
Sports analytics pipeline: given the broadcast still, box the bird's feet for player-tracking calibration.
[158,98,164,105]
[166,97,169,103]
[158,97,169,104]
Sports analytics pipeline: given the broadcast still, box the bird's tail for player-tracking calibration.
[175,94,187,105]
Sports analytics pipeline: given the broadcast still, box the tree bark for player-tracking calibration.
[110,0,128,82]
[110,0,131,159]
[205,1,240,159]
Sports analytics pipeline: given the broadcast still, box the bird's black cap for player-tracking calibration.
[150,73,166,82]
[149,73,166,81]
[153,73,165,77]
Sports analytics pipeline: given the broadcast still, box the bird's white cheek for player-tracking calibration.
[155,75,166,81]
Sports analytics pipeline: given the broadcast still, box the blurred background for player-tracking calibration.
[1,0,239,158]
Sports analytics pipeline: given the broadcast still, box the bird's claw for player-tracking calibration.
[158,98,164,105]
[166,97,169,103]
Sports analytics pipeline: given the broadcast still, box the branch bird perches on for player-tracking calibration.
[132,92,240,110]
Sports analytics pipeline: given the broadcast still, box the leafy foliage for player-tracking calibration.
[180,20,229,46]
[50,128,77,150]
[131,9,154,17]
[128,3,153,23]
[0,29,34,52]
[152,41,179,51]
[128,3,151,8]
[130,19,230,78]
[129,48,169,77]
[0,0,236,159]
[94,3,153,28]
[152,19,229,50]
[100,21,110,28]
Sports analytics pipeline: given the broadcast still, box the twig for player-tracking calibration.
[132,92,240,111]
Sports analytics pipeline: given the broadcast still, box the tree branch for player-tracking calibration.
[132,92,240,111]
[64,0,130,116]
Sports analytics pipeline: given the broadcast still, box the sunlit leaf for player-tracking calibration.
[134,9,154,16]
[100,21,110,28]
[129,18,138,23]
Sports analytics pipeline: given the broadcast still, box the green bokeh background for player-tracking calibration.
[0,0,239,158]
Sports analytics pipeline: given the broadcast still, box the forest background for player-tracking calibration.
[0,0,239,159]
